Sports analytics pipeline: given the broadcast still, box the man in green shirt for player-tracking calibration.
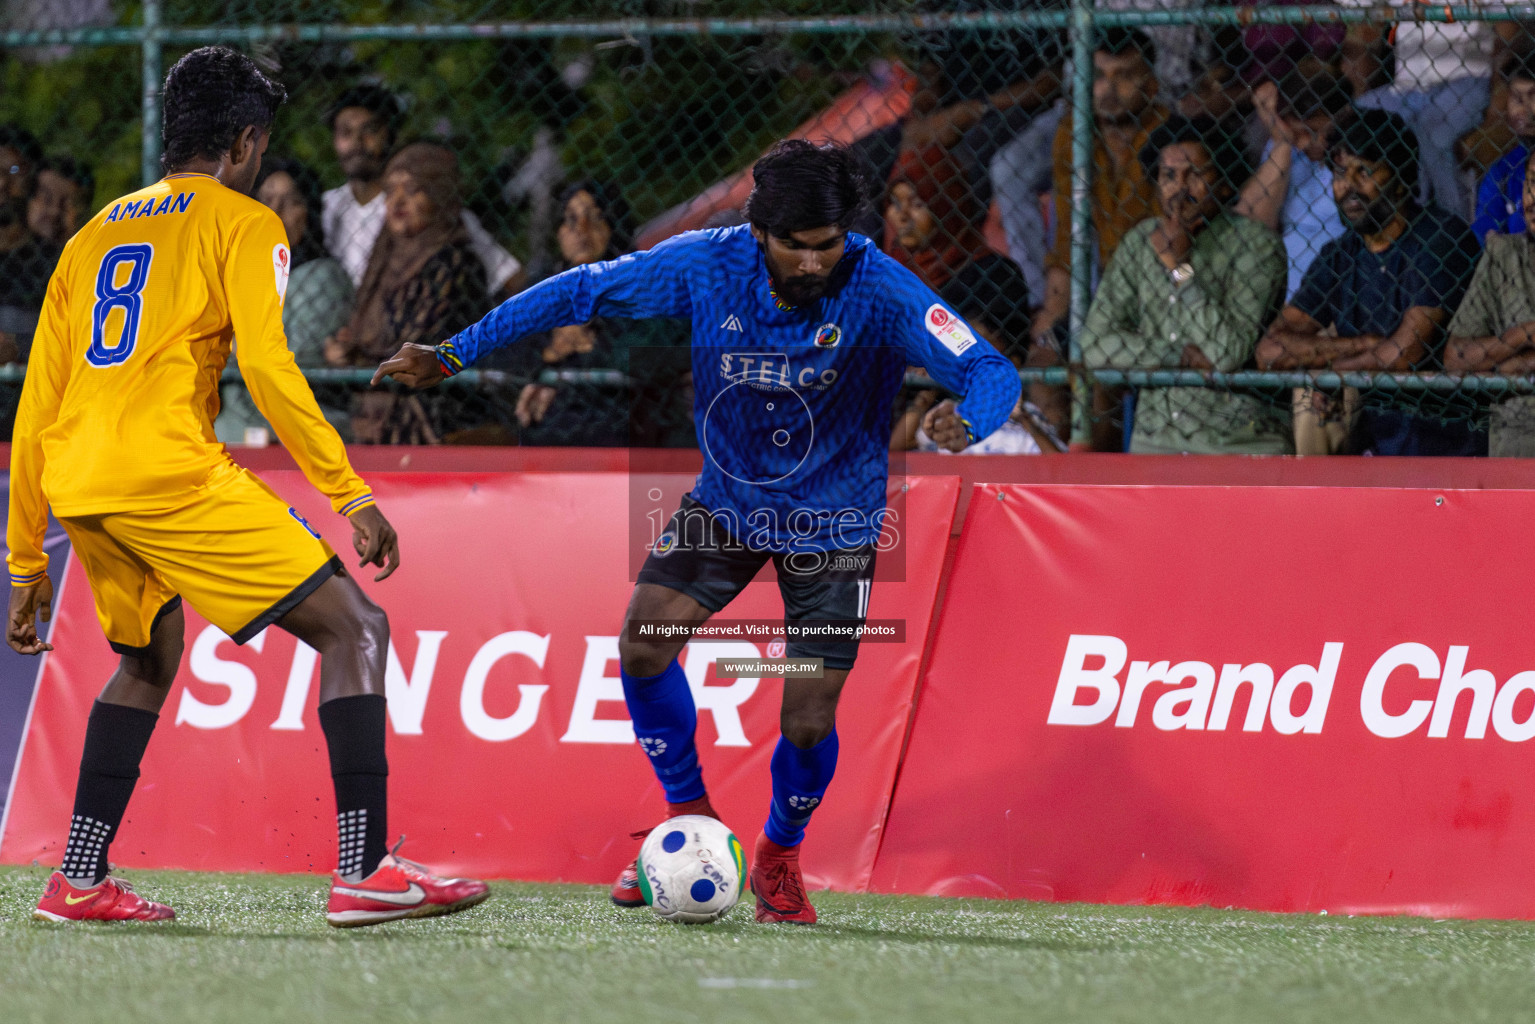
[1078,115,1290,453]
[1445,147,1535,456]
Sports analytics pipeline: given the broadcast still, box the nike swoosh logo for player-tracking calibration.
[332,882,425,906]
[63,893,93,905]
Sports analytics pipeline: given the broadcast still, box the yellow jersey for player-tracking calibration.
[6,171,373,583]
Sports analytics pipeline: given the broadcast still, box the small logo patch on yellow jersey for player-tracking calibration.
[273,243,290,303]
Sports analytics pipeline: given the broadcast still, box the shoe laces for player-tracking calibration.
[386,836,433,877]
[99,876,153,907]
[761,858,807,906]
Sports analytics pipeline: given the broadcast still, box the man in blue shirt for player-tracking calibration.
[374,141,1020,924]
[1257,110,1483,455]
[1471,50,1535,243]
[1235,62,1355,299]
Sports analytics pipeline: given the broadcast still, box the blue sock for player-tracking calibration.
[621,658,705,803]
[764,729,839,847]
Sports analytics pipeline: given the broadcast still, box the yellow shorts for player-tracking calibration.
[60,467,340,654]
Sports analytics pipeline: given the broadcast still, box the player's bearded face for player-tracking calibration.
[757,225,847,306]
[776,270,829,305]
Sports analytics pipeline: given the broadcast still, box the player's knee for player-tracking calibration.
[780,705,836,749]
[354,597,390,655]
[120,645,180,691]
[618,636,673,679]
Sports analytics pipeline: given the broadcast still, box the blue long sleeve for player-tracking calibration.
[881,266,1021,444]
[948,346,1023,443]
[439,235,698,371]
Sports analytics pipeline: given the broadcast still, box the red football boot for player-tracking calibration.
[327,840,490,928]
[34,871,175,923]
[751,833,816,925]
[610,794,720,908]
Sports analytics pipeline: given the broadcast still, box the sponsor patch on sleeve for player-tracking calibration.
[925,304,976,356]
[273,243,291,304]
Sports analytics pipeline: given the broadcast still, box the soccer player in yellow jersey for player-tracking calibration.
[6,47,488,927]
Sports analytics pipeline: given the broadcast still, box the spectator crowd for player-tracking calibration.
[9,6,1535,457]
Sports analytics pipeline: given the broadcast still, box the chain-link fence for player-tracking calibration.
[1,2,1533,454]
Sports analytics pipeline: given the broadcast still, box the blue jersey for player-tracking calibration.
[441,226,1020,551]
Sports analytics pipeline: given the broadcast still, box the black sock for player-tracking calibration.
[318,694,389,881]
[61,701,159,886]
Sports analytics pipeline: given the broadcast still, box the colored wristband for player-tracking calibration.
[9,569,47,586]
[435,342,464,377]
[340,494,376,517]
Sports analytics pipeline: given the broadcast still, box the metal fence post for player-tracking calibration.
[1068,0,1094,444]
[141,0,162,186]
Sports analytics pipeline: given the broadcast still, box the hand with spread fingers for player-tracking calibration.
[371,343,447,390]
[7,577,55,655]
[348,504,401,582]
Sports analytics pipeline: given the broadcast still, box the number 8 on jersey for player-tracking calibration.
[87,243,154,367]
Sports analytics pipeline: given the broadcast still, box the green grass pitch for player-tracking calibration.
[4,864,1535,1023]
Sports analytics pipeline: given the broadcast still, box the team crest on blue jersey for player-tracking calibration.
[813,322,842,348]
[652,531,678,557]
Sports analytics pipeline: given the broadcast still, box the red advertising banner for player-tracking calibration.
[0,471,959,891]
[874,483,1535,919]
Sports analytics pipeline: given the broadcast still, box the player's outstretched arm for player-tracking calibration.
[227,210,383,531]
[349,505,401,582]
[371,343,446,390]
[373,233,701,386]
[7,578,55,655]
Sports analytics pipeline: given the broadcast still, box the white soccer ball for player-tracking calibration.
[637,814,746,924]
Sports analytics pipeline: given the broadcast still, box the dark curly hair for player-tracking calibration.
[744,139,871,237]
[161,46,287,172]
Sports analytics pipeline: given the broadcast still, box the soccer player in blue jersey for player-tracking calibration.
[374,140,1020,923]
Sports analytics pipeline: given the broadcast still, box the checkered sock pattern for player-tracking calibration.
[61,701,159,887]
[318,695,389,882]
[60,814,113,886]
[336,809,369,879]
